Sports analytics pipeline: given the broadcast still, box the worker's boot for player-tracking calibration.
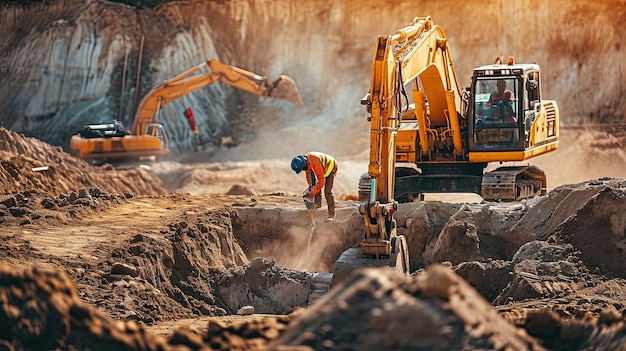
[324,189,336,221]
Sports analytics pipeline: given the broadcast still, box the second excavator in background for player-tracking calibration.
[70,59,303,162]
[331,16,559,287]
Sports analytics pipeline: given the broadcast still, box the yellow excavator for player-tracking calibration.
[70,59,303,161]
[332,16,559,287]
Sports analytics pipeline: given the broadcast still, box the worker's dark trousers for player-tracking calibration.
[314,171,336,218]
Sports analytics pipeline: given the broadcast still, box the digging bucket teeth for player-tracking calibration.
[270,75,304,106]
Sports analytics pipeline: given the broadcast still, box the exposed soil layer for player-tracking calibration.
[1,0,625,349]
[2,127,626,350]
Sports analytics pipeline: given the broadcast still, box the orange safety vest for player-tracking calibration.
[489,91,514,121]
[305,152,337,196]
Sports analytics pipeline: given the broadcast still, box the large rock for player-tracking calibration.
[268,265,546,351]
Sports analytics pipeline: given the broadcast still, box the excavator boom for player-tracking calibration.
[131,59,303,136]
[366,16,461,203]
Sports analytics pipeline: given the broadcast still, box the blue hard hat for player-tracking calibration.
[291,155,306,174]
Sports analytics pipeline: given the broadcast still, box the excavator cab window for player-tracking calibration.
[472,77,521,150]
[145,123,169,150]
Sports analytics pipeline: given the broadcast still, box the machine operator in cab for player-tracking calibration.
[488,79,516,123]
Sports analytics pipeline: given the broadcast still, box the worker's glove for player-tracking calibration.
[303,190,312,199]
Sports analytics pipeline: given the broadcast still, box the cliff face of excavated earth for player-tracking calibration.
[0,0,624,160]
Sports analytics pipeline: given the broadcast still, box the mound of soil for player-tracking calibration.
[3,127,626,350]
[0,128,169,197]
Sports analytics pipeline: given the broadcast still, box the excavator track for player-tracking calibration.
[331,235,410,289]
[481,165,546,201]
[332,248,399,288]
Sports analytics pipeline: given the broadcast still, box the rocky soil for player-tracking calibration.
[1,1,626,350]
[2,126,626,351]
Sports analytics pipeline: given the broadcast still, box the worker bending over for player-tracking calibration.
[291,152,338,221]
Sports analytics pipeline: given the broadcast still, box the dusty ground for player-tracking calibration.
[2,126,626,350]
[1,1,625,350]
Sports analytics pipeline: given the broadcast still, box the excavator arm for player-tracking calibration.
[132,59,303,136]
[333,16,463,287]
[366,16,463,203]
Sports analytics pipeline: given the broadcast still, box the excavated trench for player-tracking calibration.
[164,200,524,316]
[212,205,365,312]
[232,206,364,272]
[102,178,626,322]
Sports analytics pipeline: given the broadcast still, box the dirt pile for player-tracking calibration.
[0,262,174,351]
[270,265,547,351]
[3,117,626,350]
[0,127,169,196]
[0,261,298,351]
[270,265,626,351]
[0,186,134,227]
[5,260,626,351]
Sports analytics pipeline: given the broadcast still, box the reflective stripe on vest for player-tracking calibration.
[319,154,335,178]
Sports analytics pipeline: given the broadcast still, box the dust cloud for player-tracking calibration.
[150,127,626,204]
[282,226,316,271]
[242,213,356,273]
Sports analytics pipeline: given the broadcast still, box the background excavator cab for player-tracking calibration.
[144,123,170,152]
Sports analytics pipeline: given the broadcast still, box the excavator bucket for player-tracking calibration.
[269,75,304,106]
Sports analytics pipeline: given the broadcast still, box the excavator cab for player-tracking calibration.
[145,123,169,151]
[471,76,522,150]
[467,61,558,159]
[467,61,559,200]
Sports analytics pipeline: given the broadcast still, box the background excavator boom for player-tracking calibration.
[132,59,303,136]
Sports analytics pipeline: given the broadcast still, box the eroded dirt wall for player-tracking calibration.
[0,0,624,157]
